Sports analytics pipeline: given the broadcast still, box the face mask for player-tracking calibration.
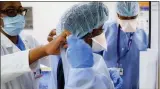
[92,40,105,52]
[118,18,137,32]
[2,15,25,36]
[92,32,107,52]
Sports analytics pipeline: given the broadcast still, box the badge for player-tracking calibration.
[117,64,123,76]
[118,68,123,75]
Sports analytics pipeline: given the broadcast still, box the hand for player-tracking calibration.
[109,68,123,89]
[47,29,56,42]
[29,31,68,64]
[44,31,67,55]
[66,35,94,68]
[47,29,68,48]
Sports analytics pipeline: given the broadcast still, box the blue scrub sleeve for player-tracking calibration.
[134,29,148,51]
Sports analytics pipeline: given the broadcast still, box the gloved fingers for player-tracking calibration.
[113,77,118,84]
[115,78,123,89]
[109,69,119,83]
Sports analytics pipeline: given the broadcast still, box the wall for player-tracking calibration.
[103,2,117,22]
[158,2,160,89]
[151,2,159,50]
[150,2,159,89]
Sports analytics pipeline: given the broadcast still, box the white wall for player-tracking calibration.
[158,2,160,89]
[103,2,117,22]
[151,2,159,50]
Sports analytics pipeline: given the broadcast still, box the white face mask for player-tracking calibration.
[118,18,138,32]
[92,32,107,52]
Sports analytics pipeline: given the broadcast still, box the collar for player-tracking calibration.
[1,33,13,48]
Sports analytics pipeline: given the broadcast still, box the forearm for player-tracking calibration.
[29,45,48,64]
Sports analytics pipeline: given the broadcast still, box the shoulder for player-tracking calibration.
[134,28,148,37]
[103,20,118,33]
[103,20,117,29]
[20,33,35,42]
[20,33,40,48]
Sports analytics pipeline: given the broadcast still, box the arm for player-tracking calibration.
[29,31,67,64]
[134,29,148,51]
[1,32,67,83]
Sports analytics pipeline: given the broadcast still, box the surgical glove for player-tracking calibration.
[109,68,123,89]
[66,35,94,68]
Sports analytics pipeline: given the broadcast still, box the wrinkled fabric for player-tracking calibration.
[56,2,108,38]
[116,2,139,17]
[16,35,26,51]
[66,35,94,68]
[108,68,123,89]
[103,21,148,89]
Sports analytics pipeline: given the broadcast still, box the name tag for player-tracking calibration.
[117,68,123,76]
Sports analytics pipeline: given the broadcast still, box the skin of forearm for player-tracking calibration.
[29,45,48,64]
[28,30,69,65]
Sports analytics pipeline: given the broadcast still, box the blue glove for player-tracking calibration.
[109,68,123,89]
[66,35,94,68]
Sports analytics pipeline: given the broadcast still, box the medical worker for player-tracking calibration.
[0,1,70,89]
[103,2,148,89]
[53,2,123,89]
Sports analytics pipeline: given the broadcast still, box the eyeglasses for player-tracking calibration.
[0,8,28,17]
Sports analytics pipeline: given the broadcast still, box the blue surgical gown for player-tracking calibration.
[103,21,148,89]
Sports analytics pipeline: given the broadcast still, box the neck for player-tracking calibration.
[83,33,93,47]
[84,38,92,47]
[2,31,18,44]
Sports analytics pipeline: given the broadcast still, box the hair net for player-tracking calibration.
[56,2,108,38]
[116,2,139,17]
